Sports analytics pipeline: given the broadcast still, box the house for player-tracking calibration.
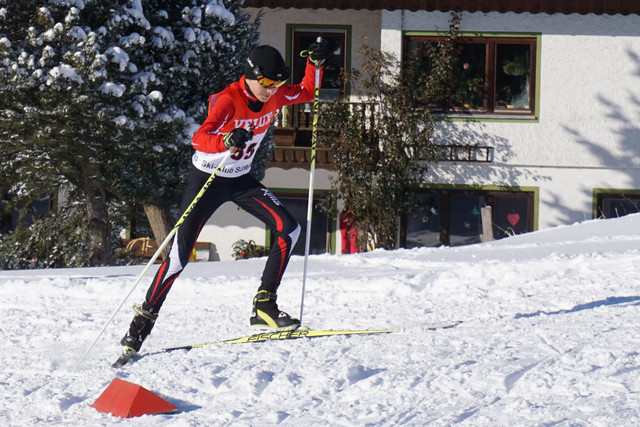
[195,0,640,260]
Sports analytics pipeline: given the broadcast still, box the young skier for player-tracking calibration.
[117,39,327,359]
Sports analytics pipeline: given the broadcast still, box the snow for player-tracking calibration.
[48,63,83,83]
[42,28,57,42]
[132,102,144,116]
[119,32,145,48]
[151,26,175,49]
[68,26,87,42]
[148,90,162,102]
[104,46,130,72]
[64,8,81,27]
[3,214,640,425]
[183,48,197,65]
[126,0,150,30]
[183,27,197,43]
[99,82,125,97]
[205,1,235,25]
[187,6,202,25]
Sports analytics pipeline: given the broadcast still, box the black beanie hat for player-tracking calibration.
[244,45,289,82]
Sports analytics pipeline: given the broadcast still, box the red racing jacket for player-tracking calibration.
[191,59,322,178]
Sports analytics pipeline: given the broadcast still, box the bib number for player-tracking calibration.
[231,142,257,160]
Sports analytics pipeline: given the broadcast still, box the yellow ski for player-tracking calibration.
[164,321,461,352]
[164,328,395,351]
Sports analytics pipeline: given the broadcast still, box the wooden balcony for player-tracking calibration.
[267,101,493,170]
[267,102,334,170]
[268,144,333,170]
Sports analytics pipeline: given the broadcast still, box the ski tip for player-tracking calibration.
[111,357,131,369]
[112,348,136,368]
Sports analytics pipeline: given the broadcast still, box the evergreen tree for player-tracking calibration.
[0,202,89,269]
[250,125,274,181]
[101,0,260,256]
[0,0,259,267]
[0,0,127,265]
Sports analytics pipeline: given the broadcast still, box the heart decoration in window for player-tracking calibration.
[507,213,520,227]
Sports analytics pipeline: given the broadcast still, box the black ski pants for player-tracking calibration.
[144,164,301,312]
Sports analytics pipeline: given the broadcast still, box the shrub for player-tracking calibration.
[232,239,266,260]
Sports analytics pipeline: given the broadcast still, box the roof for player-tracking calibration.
[243,0,640,15]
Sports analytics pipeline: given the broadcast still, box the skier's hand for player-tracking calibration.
[307,36,328,66]
[224,128,253,151]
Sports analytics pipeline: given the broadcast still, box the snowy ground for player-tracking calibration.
[2,214,640,426]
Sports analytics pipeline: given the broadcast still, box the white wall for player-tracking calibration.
[195,203,266,262]
[383,10,640,229]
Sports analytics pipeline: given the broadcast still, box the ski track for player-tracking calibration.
[2,215,640,424]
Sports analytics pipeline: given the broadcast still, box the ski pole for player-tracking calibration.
[299,39,323,324]
[74,151,232,371]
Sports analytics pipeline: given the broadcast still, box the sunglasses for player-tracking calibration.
[256,75,286,88]
[248,58,288,88]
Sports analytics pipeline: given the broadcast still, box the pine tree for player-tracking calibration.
[0,0,260,267]
[0,0,126,265]
[101,0,260,255]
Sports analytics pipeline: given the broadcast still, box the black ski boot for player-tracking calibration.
[250,290,300,330]
[113,302,158,367]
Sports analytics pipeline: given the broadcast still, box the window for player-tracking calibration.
[449,194,485,246]
[402,188,536,247]
[596,191,640,219]
[281,26,350,147]
[405,193,441,247]
[291,28,348,100]
[404,34,538,116]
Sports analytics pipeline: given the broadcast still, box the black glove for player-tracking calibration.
[308,36,328,66]
[224,128,253,150]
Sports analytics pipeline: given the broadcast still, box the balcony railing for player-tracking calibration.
[267,101,493,170]
[268,102,335,170]
[269,145,333,170]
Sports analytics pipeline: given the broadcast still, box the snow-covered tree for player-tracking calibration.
[102,0,260,257]
[0,0,259,266]
[0,0,126,265]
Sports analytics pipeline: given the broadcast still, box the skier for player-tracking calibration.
[118,39,327,358]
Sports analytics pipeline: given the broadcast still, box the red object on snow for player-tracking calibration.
[91,378,177,418]
[339,210,358,254]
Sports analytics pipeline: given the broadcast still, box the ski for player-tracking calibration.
[164,328,392,351]
[112,321,462,367]
[111,348,136,368]
[164,321,462,352]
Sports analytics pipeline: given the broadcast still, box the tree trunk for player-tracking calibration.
[81,164,112,266]
[143,199,173,261]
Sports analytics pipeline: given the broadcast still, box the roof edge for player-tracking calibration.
[243,1,640,16]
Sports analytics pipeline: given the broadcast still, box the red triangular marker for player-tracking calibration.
[91,378,177,418]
